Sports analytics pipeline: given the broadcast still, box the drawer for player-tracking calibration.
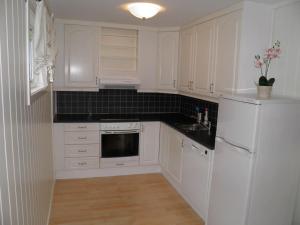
[64,123,99,132]
[65,157,99,170]
[64,131,99,144]
[64,144,100,158]
[100,159,139,168]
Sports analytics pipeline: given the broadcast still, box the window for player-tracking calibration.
[26,0,52,105]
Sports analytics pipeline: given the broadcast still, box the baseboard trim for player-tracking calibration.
[46,180,55,225]
[55,165,161,179]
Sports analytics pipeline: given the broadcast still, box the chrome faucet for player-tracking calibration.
[197,112,202,124]
[194,106,212,135]
[208,121,211,135]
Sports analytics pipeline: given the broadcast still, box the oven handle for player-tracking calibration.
[101,130,140,134]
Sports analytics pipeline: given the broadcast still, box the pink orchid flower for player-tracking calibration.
[254,59,263,68]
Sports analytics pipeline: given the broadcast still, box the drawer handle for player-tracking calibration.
[78,162,87,166]
[77,126,87,129]
[116,163,124,166]
[78,149,87,153]
[78,136,87,140]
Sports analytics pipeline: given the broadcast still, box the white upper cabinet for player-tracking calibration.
[213,10,241,94]
[157,31,179,92]
[193,20,215,95]
[179,27,195,92]
[64,25,100,88]
[178,9,241,97]
[138,29,158,91]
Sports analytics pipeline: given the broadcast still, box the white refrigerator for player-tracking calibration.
[207,94,300,225]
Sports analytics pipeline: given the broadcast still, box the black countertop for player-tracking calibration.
[54,113,216,150]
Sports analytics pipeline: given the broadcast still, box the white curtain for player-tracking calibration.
[32,0,57,89]
[47,13,57,83]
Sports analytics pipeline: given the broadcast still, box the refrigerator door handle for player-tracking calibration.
[216,136,251,153]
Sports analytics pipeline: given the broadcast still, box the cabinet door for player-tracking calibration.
[159,123,170,169]
[64,25,99,87]
[168,128,183,183]
[138,30,158,91]
[194,20,215,95]
[157,32,179,91]
[213,11,241,94]
[182,140,211,221]
[179,27,194,92]
[140,122,160,165]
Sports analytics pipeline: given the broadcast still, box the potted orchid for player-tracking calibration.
[254,40,281,99]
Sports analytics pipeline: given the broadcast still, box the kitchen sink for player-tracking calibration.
[175,123,209,132]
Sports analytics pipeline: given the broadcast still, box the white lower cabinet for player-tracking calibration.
[53,122,161,179]
[168,128,184,184]
[159,123,213,223]
[65,157,100,170]
[139,122,160,165]
[54,121,213,220]
[159,123,170,169]
[53,123,100,172]
[64,144,100,158]
[160,124,184,188]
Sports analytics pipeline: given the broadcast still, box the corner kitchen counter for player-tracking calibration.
[54,113,216,150]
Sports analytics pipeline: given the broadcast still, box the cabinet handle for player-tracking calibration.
[77,126,87,129]
[188,81,194,90]
[78,136,87,140]
[210,83,214,93]
[116,163,125,166]
[173,80,176,88]
[141,124,144,132]
[96,77,98,86]
[78,149,87,153]
[78,162,87,166]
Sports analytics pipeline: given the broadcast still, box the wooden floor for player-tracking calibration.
[49,173,205,225]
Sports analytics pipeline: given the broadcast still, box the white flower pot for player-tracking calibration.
[257,86,272,99]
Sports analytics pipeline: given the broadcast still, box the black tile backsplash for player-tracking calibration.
[55,89,218,125]
[56,89,181,114]
[180,95,218,126]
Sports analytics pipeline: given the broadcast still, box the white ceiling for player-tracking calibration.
[48,0,283,27]
[48,0,242,27]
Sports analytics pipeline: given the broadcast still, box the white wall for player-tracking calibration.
[268,1,300,224]
[236,1,273,92]
[0,1,54,225]
[270,0,300,97]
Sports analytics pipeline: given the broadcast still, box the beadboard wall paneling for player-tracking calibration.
[0,1,54,225]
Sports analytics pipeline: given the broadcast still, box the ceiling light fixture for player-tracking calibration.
[127,2,162,20]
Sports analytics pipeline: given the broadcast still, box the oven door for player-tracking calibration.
[101,130,139,158]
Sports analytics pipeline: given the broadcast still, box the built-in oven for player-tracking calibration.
[100,122,140,168]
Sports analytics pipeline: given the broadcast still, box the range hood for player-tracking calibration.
[99,77,140,89]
